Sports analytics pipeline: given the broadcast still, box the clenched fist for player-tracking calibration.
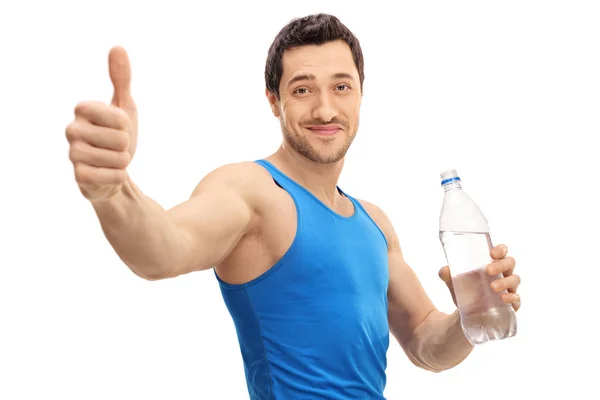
[66,46,138,202]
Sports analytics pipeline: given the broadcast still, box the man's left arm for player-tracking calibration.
[359,200,521,373]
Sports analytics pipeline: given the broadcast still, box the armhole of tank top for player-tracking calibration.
[253,160,301,211]
[254,160,292,193]
[213,160,302,291]
[343,192,389,250]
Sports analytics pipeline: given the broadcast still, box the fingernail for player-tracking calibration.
[491,282,501,291]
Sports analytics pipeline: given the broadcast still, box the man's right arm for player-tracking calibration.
[91,162,258,281]
[69,47,258,280]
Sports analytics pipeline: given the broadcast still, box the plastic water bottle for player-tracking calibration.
[438,169,517,345]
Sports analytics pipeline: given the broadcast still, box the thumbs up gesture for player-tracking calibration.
[66,47,138,202]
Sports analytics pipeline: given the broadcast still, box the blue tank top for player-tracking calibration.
[215,159,390,399]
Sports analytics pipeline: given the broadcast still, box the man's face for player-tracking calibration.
[267,40,362,164]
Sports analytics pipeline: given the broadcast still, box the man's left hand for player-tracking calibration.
[438,244,522,312]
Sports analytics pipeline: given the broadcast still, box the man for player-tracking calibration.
[65,13,521,400]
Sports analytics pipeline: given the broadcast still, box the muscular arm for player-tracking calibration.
[92,162,260,280]
[360,201,473,372]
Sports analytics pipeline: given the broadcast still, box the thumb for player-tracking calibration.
[108,46,138,158]
[108,46,135,112]
[439,266,457,306]
[438,265,451,284]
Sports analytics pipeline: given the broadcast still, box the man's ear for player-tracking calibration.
[266,88,281,118]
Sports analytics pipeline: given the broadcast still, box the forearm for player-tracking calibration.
[91,177,190,280]
[407,309,473,372]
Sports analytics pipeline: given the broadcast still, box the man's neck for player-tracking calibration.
[266,145,345,208]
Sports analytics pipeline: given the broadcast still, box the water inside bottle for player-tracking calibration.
[440,231,517,345]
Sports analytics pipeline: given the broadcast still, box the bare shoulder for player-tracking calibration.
[356,199,399,249]
[187,161,280,214]
[356,199,389,226]
[190,161,275,197]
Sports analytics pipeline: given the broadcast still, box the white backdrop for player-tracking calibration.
[1,1,598,399]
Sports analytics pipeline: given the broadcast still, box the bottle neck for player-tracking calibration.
[442,177,462,192]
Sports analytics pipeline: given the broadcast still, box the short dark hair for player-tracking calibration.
[265,13,364,100]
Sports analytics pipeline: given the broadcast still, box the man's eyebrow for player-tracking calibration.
[331,72,355,81]
[286,72,356,88]
[287,74,316,88]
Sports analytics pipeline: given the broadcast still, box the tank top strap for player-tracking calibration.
[253,160,387,245]
[254,159,307,197]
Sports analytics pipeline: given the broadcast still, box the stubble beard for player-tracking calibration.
[280,119,358,165]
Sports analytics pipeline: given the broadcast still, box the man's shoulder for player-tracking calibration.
[355,198,398,249]
[196,160,270,184]
[355,198,388,225]
[189,160,278,205]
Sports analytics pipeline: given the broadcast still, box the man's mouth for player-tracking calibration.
[306,125,342,136]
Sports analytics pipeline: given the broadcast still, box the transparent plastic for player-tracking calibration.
[439,169,517,345]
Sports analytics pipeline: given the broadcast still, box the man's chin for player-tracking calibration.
[306,149,349,165]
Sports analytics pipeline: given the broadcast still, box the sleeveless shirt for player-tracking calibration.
[215,159,390,399]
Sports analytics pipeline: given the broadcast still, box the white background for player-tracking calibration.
[1,0,598,399]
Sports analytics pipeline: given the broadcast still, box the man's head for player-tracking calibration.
[265,14,364,164]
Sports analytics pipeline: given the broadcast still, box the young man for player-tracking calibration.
[65,13,521,400]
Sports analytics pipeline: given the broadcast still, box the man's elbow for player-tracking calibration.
[410,357,450,373]
[124,260,177,281]
[419,362,457,373]
[406,345,463,373]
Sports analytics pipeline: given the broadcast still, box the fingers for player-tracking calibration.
[69,140,131,169]
[490,244,508,260]
[487,255,516,277]
[491,273,521,293]
[487,248,522,311]
[74,163,128,186]
[500,292,521,311]
[74,101,131,131]
[66,118,129,152]
[66,104,131,191]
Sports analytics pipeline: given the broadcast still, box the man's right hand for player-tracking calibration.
[66,46,138,202]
